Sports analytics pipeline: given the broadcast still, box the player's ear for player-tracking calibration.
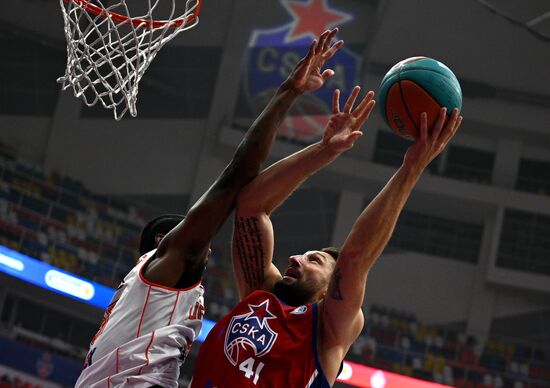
[320,270,334,300]
[154,233,165,247]
[320,283,330,300]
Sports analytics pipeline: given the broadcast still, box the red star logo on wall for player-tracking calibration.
[282,0,352,42]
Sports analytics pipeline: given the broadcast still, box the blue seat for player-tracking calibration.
[81,261,98,277]
[411,339,427,354]
[98,211,115,223]
[40,185,59,202]
[22,195,49,215]
[61,176,83,194]
[7,188,21,204]
[59,193,85,211]
[21,238,46,258]
[50,205,70,223]
[15,162,34,176]
[17,212,40,231]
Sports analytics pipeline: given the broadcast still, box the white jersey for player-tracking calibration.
[75,250,205,388]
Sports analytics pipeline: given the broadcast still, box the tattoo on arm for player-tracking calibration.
[234,216,266,289]
[329,268,344,300]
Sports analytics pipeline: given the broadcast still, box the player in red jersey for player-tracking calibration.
[191,88,463,386]
[76,29,345,388]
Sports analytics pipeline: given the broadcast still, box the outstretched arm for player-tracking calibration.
[232,87,376,299]
[319,108,463,384]
[144,29,344,288]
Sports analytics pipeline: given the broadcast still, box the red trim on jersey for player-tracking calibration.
[139,255,202,292]
[138,330,156,375]
[167,291,180,326]
[136,286,151,338]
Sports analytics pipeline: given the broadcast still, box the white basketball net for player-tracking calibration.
[58,0,201,120]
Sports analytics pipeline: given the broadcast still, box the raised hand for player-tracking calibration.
[322,86,376,154]
[285,28,344,94]
[404,107,463,171]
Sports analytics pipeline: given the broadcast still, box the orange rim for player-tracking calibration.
[66,0,201,29]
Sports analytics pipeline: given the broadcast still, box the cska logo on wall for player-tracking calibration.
[245,0,360,144]
[224,299,278,366]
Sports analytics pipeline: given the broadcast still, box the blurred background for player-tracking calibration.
[0,0,549,387]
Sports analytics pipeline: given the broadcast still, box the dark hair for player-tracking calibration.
[321,246,340,262]
[139,214,184,255]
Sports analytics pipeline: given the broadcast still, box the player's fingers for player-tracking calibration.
[356,100,376,126]
[442,115,462,145]
[306,40,316,62]
[344,86,361,113]
[321,69,335,81]
[353,90,375,116]
[444,108,459,139]
[317,30,330,55]
[346,131,363,147]
[431,107,447,142]
[324,28,338,52]
[419,112,428,142]
[295,40,315,69]
[453,114,463,132]
[314,36,323,56]
[323,40,343,61]
[435,109,458,151]
[332,89,341,113]
[294,41,316,80]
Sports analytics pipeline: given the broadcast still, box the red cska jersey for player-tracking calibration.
[191,290,331,387]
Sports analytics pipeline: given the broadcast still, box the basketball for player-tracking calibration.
[378,56,462,140]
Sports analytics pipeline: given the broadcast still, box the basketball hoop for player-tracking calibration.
[58,0,202,120]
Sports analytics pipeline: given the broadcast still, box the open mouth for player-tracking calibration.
[284,267,300,279]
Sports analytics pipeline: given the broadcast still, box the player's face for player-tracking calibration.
[274,251,335,306]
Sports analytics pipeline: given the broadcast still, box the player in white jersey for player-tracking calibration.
[75,29,345,387]
[75,249,204,387]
